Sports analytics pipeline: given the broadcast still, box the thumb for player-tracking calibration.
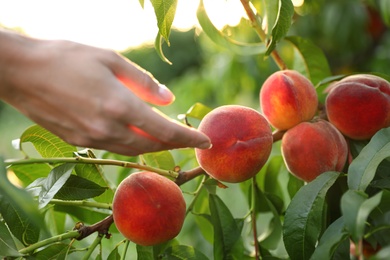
[113,56,175,106]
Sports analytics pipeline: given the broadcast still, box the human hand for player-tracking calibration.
[0,30,211,156]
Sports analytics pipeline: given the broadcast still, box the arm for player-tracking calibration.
[0,29,210,156]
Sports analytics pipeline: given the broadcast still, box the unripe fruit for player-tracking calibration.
[325,74,390,140]
[112,171,186,246]
[281,120,348,182]
[195,105,273,183]
[260,70,318,130]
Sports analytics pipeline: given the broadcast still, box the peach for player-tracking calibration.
[325,74,390,140]
[281,119,348,182]
[260,70,318,130]
[112,171,186,246]
[195,105,273,183]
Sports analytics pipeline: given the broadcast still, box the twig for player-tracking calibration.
[175,166,206,186]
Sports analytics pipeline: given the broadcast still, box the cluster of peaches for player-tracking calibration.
[197,70,390,183]
[111,70,390,247]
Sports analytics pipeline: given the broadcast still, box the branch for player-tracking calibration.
[272,130,286,143]
[240,0,288,70]
[175,166,206,186]
[5,156,178,178]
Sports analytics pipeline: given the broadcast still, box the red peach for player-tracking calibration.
[281,120,348,182]
[195,105,273,183]
[112,171,186,246]
[260,70,318,130]
[325,74,390,140]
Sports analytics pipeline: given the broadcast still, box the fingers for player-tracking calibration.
[110,54,175,106]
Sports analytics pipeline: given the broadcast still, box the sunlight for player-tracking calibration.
[0,0,246,51]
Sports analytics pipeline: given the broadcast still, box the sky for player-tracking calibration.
[0,0,246,51]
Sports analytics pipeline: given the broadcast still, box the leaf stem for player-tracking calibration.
[239,0,288,70]
[18,230,81,255]
[251,177,261,260]
[49,199,112,210]
[5,156,178,178]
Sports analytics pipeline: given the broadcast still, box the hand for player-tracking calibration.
[0,30,211,156]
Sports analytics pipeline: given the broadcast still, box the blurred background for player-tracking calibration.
[1,0,389,157]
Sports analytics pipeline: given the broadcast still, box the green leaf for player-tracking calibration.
[54,175,107,200]
[107,247,121,260]
[283,171,340,260]
[197,0,266,55]
[0,220,22,257]
[155,34,172,65]
[209,194,242,260]
[74,149,114,203]
[54,204,109,224]
[379,0,390,26]
[19,124,77,158]
[10,163,52,187]
[371,245,390,260]
[27,163,74,208]
[161,245,209,259]
[136,245,155,259]
[341,190,382,242]
[284,36,332,88]
[141,150,175,171]
[138,0,145,8]
[150,0,177,43]
[348,127,390,191]
[266,0,294,55]
[31,243,74,260]
[178,102,212,121]
[0,158,43,245]
[309,217,349,260]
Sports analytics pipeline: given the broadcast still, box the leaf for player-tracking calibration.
[197,0,266,55]
[341,190,382,242]
[161,245,209,259]
[348,127,390,191]
[20,124,77,158]
[155,33,172,65]
[150,0,177,43]
[136,245,155,259]
[54,204,109,224]
[371,245,390,260]
[10,163,52,187]
[309,217,349,260]
[178,102,212,121]
[31,243,74,260]
[107,247,121,260]
[141,150,175,170]
[0,220,22,257]
[266,0,294,55]
[283,171,340,260]
[284,36,332,87]
[138,0,145,8]
[28,163,75,209]
[0,158,43,245]
[54,175,107,200]
[209,194,242,260]
[379,0,390,26]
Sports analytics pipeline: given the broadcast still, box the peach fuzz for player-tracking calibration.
[260,70,318,130]
[112,171,186,246]
[325,74,390,140]
[281,120,348,182]
[195,105,273,183]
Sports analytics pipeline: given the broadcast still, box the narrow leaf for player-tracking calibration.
[197,0,266,55]
[0,220,22,257]
[54,175,107,200]
[283,171,339,260]
[178,102,212,121]
[209,194,242,260]
[32,243,74,260]
[341,190,383,242]
[54,204,109,224]
[155,33,172,64]
[266,0,294,55]
[161,245,209,259]
[150,0,178,42]
[20,124,76,158]
[379,0,390,26]
[348,127,390,191]
[107,247,121,260]
[309,217,349,260]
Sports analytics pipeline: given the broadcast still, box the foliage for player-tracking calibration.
[1,0,390,259]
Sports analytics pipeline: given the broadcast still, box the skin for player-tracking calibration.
[260,70,318,130]
[112,171,186,246]
[326,74,390,140]
[281,120,348,182]
[195,105,273,183]
[0,29,211,156]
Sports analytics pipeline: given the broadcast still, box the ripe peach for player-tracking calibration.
[195,105,273,183]
[112,171,186,246]
[281,119,348,182]
[260,70,318,130]
[325,74,390,140]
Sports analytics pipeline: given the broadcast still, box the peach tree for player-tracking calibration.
[1,0,390,259]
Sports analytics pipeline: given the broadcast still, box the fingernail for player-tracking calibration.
[198,141,212,149]
[158,84,175,102]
